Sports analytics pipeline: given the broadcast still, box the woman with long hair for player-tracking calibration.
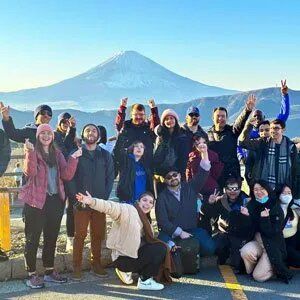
[278,184,300,268]
[237,180,293,282]
[19,124,82,289]
[76,191,173,291]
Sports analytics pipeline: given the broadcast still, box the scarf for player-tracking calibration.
[134,203,174,284]
[261,136,291,189]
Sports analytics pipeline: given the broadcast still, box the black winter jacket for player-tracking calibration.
[68,145,115,203]
[116,154,153,203]
[230,198,293,282]
[0,129,11,176]
[114,120,156,173]
[207,108,251,187]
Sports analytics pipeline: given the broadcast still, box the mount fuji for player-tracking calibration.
[0,51,238,111]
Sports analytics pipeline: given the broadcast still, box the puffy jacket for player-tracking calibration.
[19,149,78,209]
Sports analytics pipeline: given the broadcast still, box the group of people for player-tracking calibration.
[0,79,299,291]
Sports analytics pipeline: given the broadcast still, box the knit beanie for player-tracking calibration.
[34,104,52,120]
[81,123,100,142]
[160,109,179,125]
[57,112,71,125]
[36,124,54,139]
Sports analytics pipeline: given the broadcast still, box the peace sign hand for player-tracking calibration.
[208,189,221,204]
[281,79,288,95]
[245,94,256,111]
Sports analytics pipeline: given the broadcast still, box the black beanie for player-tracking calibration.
[34,104,52,120]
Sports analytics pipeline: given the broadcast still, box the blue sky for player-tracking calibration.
[0,0,299,92]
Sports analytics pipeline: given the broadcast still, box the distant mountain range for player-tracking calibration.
[3,87,300,138]
[0,51,238,111]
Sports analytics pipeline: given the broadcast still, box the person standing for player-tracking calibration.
[68,124,114,280]
[207,95,256,188]
[20,124,81,289]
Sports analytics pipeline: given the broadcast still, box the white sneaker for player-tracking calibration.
[137,277,164,290]
[66,237,74,253]
[115,268,133,285]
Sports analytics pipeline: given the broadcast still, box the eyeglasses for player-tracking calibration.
[225,186,240,191]
[165,172,178,180]
[189,113,199,118]
[40,110,52,117]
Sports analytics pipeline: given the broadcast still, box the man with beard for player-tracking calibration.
[181,106,208,153]
[114,98,160,174]
[68,124,114,280]
[239,118,298,191]
[155,143,216,256]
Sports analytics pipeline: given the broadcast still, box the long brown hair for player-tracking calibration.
[35,138,57,167]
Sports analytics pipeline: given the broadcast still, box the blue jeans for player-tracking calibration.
[158,227,216,256]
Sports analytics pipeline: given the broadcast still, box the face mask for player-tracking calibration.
[255,196,269,204]
[280,194,293,205]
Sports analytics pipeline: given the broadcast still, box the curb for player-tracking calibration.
[0,247,112,281]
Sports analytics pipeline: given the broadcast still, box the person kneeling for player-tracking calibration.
[76,191,172,291]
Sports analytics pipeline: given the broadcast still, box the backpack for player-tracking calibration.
[176,237,200,274]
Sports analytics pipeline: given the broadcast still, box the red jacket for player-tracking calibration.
[19,149,78,209]
[186,149,224,196]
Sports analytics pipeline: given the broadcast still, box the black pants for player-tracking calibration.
[24,195,64,273]
[214,232,230,264]
[66,197,75,237]
[114,243,166,279]
[286,233,300,268]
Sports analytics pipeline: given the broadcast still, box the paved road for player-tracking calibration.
[1,266,299,300]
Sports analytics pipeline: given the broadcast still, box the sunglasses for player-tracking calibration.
[60,119,69,124]
[40,110,52,117]
[165,172,178,180]
[189,113,199,118]
[225,186,240,191]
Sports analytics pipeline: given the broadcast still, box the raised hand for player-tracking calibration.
[198,143,208,160]
[208,189,221,204]
[281,79,288,95]
[0,101,10,121]
[260,208,270,217]
[24,138,34,152]
[76,191,93,206]
[245,94,256,111]
[240,206,249,216]
[71,147,82,159]
[148,99,156,108]
[121,97,128,107]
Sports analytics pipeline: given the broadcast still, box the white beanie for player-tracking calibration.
[160,109,179,125]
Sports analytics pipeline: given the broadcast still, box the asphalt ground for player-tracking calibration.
[1,265,299,300]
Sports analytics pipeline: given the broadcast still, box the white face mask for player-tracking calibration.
[280,194,293,205]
